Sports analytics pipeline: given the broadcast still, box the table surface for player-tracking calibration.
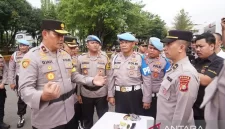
[91,112,154,129]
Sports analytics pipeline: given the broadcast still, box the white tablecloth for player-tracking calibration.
[91,112,154,129]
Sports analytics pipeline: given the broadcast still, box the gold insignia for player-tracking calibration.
[153,72,159,78]
[22,59,30,68]
[83,69,88,75]
[83,65,87,68]
[48,66,52,70]
[130,65,135,69]
[72,40,76,43]
[71,67,76,72]
[68,63,71,67]
[106,62,111,70]
[47,72,55,80]
[61,23,65,29]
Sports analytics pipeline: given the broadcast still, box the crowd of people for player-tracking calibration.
[0,18,225,129]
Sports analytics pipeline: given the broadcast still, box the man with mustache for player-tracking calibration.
[108,32,151,115]
[76,35,110,129]
[193,32,224,129]
[18,20,106,129]
[8,39,30,128]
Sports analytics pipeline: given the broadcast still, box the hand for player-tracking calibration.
[10,84,16,90]
[93,73,107,86]
[108,97,115,106]
[77,95,83,104]
[0,83,4,89]
[221,18,225,30]
[143,102,150,109]
[41,82,61,101]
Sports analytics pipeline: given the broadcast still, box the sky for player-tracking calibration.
[27,0,225,32]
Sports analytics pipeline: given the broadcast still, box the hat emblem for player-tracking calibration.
[61,23,65,30]
[72,40,76,43]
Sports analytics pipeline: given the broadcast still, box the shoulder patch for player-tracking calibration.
[179,76,191,92]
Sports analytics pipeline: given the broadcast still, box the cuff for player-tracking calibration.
[108,91,114,97]
[142,96,151,103]
[85,77,94,87]
[31,90,43,110]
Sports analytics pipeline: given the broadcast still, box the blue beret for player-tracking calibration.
[117,32,136,42]
[149,37,163,51]
[86,35,101,44]
[17,39,30,46]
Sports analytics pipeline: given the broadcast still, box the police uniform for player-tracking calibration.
[144,37,168,119]
[108,32,151,115]
[18,20,95,129]
[200,61,225,129]
[64,36,83,129]
[8,39,30,128]
[138,42,148,56]
[77,35,109,129]
[0,54,10,129]
[156,30,200,128]
[193,51,224,128]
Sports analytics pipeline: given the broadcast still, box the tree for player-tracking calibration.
[172,9,193,31]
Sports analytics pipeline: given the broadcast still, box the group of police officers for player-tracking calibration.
[0,18,225,129]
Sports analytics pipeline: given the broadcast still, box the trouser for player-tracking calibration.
[81,96,108,129]
[16,75,27,116]
[73,102,83,129]
[143,93,157,119]
[115,89,144,115]
[32,115,75,129]
[0,89,6,123]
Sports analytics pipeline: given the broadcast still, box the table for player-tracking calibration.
[91,112,154,129]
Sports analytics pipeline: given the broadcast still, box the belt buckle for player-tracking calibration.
[120,86,126,92]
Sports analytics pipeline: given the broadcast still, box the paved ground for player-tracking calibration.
[4,85,115,129]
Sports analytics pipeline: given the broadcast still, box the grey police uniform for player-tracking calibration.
[144,55,167,118]
[108,52,151,115]
[77,53,109,129]
[18,43,94,129]
[0,54,8,125]
[8,51,25,85]
[200,61,225,129]
[156,57,200,128]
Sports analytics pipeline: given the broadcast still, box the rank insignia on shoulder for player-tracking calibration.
[22,59,30,68]
[179,76,191,92]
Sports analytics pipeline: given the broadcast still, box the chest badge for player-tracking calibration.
[47,72,55,80]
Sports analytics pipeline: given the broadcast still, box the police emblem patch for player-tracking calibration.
[47,72,55,80]
[22,59,30,68]
[179,76,190,92]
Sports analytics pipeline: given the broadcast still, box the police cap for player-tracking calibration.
[117,32,136,42]
[161,30,193,43]
[64,36,78,47]
[41,19,69,34]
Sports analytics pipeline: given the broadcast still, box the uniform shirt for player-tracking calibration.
[217,49,225,59]
[201,61,225,129]
[71,55,78,68]
[18,43,94,129]
[8,51,25,85]
[108,52,152,103]
[145,55,167,93]
[0,54,8,84]
[193,53,224,117]
[77,53,109,98]
[156,57,200,128]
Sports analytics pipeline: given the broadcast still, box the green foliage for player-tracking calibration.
[172,9,193,31]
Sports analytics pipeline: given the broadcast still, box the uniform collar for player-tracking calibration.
[86,52,101,58]
[40,43,59,57]
[208,53,217,62]
[172,56,189,70]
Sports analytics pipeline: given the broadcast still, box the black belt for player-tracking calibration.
[83,85,102,91]
[49,89,76,105]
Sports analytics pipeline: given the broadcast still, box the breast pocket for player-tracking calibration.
[97,64,106,76]
[159,79,172,100]
[127,64,140,77]
[41,66,57,81]
[64,62,73,77]
[81,64,90,75]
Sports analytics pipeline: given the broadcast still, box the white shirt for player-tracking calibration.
[217,49,225,59]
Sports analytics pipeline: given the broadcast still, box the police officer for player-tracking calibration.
[18,20,106,129]
[108,32,151,115]
[8,39,30,128]
[76,35,109,129]
[144,37,169,119]
[200,61,225,129]
[110,45,121,61]
[138,41,148,56]
[156,30,200,128]
[193,32,224,128]
[63,36,82,129]
[0,54,10,129]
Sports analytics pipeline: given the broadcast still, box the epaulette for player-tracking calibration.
[31,47,40,52]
